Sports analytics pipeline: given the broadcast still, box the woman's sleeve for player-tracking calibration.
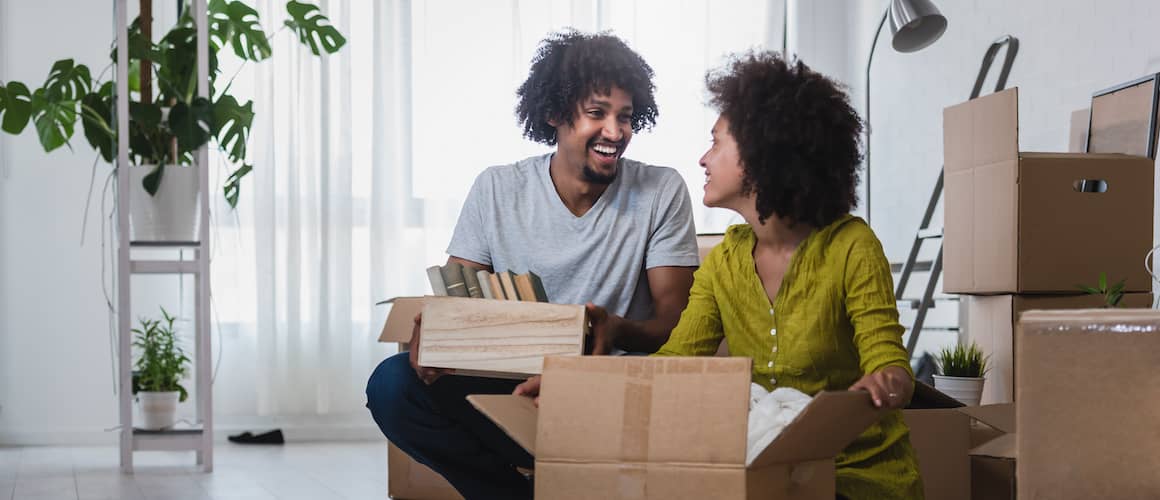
[653,247,725,357]
[844,230,914,378]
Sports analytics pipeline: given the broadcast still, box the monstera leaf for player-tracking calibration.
[285,1,346,55]
[80,82,116,162]
[169,97,214,155]
[223,163,252,208]
[156,27,220,102]
[212,95,254,163]
[42,59,91,102]
[0,81,34,134]
[30,89,76,152]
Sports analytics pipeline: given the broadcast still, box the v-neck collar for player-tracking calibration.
[542,153,620,221]
[747,226,815,315]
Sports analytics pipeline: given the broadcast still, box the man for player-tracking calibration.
[365,30,699,500]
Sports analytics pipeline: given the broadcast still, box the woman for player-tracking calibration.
[653,51,924,498]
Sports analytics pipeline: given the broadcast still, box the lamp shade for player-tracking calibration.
[889,0,947,52]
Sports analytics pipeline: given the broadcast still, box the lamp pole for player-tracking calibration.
[863,9,889,227]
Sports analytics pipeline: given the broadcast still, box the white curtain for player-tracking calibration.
[206,0,784,425]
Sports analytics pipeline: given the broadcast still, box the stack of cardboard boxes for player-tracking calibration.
[942,87,1154,404]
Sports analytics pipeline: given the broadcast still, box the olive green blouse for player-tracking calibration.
[655,215,924,499]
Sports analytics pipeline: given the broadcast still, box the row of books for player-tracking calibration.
[426,262,549,302]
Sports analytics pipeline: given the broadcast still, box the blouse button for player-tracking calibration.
[770,377,777,385]
[770,328,777,336]
[771,345,778,353]
[767,361,774,368]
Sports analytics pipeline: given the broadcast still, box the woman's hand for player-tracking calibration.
[513,375,542,407]
[849,365,912,409]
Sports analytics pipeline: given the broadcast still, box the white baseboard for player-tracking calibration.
[0,415,382,446]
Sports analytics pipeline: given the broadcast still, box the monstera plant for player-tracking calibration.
[0,0,346,208]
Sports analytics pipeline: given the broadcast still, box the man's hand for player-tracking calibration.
[513,375,542,407]
[585,303,626,355]
[408,313,454,385]
[849,365,912,410]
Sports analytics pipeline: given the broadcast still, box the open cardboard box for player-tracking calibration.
[942,87,1154,294]
[901,381,1014,500]
[467,356,884,500]
[378,297,464,500]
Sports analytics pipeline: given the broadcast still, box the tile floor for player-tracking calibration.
[0,441,388,500]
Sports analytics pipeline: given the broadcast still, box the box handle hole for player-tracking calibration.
[1073,179,1108,193]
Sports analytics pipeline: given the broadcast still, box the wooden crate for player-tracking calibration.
[418,297,586,378]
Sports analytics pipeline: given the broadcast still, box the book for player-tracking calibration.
[526,271,549,302]
[426,265,448,296]
[487,272,506,300]
[513,273,538,303]
[462,266,485,298]
[477,269,494,299]
[499,271,520,301]
[441,262,470,297]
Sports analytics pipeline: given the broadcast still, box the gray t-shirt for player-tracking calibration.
[447,153,699,321]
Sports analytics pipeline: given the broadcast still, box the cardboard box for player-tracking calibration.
[418,296,586,378]
[468,356,883,500]
[965,292,1152,404]
[379,297,463,500]
[963,405,1015,500]
[696,233,724,262]
[388,442,464,500]
[1016,309,1160,498]
[942,87,1154,294]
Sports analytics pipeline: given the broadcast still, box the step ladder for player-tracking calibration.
[895,35,1019,357]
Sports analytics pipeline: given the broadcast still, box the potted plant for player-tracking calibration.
[132,307,191,430]
[932,341,988,406]
[1077,272,1126,308]
[0,0,346,240]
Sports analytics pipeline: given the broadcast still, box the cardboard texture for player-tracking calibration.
[942,87,1154,294]
[378,297,463,500]
[469,356,884,500]
[697,233,724,262]
[1016,309,1160,499]
[903,409,970,500]
[961,404,1015,500]
[417,297,586,377]
[1069,107,1090,153]
[387,443,464,500]
[1088,77,1157,157]
[965,292,1152,403]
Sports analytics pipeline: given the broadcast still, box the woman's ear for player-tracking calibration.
[546,117,560,127]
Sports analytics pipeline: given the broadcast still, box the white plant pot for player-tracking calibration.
[932,375,985,406]
[137,391,180,430]
[129,164,201,242]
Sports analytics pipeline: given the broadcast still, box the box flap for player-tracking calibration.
[536,356,751,466]
[969,433,1016,460]
[957,403,1014,433]
[907,381,965,409]
[378,296,425,343]
[749,391,883,468]
[466,394,538,455]
[943,87,1019,173]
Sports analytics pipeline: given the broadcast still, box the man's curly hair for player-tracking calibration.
[516,30,658,145]
[706,51,863,227]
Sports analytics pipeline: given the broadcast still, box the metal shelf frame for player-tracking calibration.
[115,0,213,473]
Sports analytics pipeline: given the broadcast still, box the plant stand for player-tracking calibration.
[114,0,213,473]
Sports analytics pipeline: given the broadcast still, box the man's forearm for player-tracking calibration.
[614,317,678,353]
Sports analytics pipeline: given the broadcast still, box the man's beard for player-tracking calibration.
[582,164,617,185]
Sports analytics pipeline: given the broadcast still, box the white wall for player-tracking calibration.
[1,0,123,443]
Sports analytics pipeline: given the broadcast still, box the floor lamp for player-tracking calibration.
[863,0,947,226]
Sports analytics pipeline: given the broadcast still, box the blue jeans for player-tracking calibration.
[365,352,534,500]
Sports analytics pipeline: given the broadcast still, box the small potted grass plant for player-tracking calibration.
[933,341,988,406]
[132,307,190,430]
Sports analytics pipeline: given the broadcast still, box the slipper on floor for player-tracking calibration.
[228,429,284,444]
